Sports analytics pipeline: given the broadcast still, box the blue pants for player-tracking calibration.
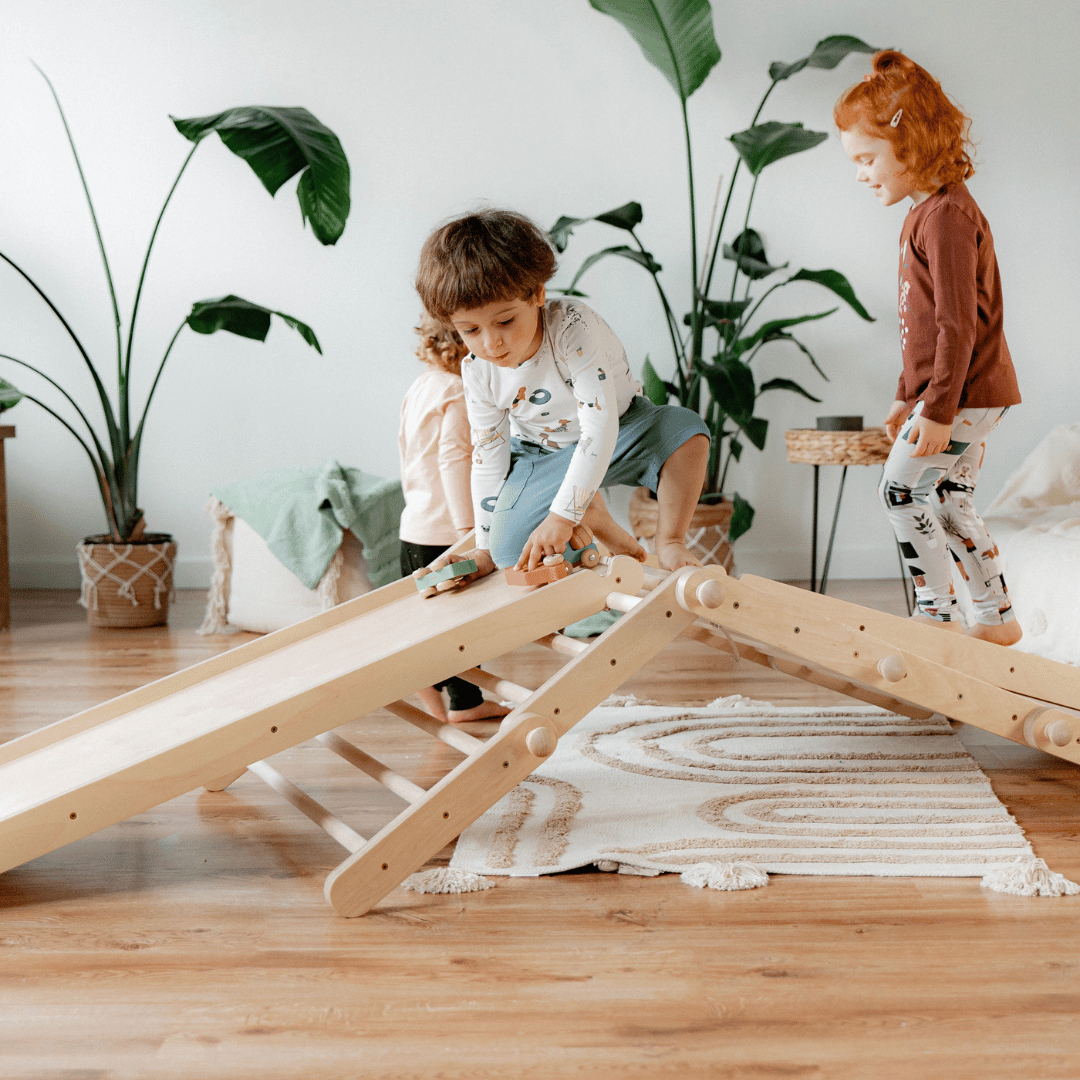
[489,396,708,568]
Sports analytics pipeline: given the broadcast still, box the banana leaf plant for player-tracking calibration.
[0,67,350,541]
[551,1,878,542]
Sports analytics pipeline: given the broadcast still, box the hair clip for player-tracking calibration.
[890,109,903,127]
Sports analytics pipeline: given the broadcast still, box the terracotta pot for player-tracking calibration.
[76,533,177,628]
[627,487,736,574]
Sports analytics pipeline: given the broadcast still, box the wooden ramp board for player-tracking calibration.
[0,556,644,877]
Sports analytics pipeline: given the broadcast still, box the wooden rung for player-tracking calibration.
[383,700,484,754]
[535,632,590,657]
[315,732,426,804]
[246,760,366,853]
[457,668,534,704]
[606,592,642,614]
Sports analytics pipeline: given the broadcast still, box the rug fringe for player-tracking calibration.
[980,856,1080,897]
[681,861,770,891]
[401,868,494,895]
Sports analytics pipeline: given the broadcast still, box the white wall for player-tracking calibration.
[1,0,1076,587]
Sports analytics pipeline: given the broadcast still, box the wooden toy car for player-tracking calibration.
[413,559,477,598]
[503,553,572,588]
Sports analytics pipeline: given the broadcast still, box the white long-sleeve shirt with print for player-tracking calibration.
[462,298,641,549]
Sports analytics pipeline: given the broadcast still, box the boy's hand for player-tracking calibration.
[884,400,908,442]
[424,548,496,591]
[517,512,575,571]
[905,414,953,457]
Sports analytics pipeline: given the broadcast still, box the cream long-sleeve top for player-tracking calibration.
[462,298,640,549]
[398,367,473,546]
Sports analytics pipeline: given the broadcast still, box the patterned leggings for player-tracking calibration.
[878,403,1015,626]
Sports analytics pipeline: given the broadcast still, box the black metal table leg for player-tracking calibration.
[819,465,848,594]
[810,465,819,592]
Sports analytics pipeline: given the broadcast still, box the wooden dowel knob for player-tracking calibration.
[1045,719,1074,747]
[695,579,725,609]
[877,654,907,682]
[525,725,557,758]
[543,553,565,567]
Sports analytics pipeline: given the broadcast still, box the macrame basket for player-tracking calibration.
[628,487,736,574]
[784,426,892,466]
[77,535,178,629]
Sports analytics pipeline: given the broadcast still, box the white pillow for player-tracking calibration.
[201,505,373,635]
[985,423,1080,517]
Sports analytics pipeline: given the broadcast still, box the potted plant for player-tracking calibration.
[551,1,877,569]
[0,67,350,626]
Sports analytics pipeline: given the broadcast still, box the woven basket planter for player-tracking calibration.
[784,426,892,466]
[627,487,736,573]
[77,534,178,628]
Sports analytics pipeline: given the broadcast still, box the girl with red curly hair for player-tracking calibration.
[836,50,1022,645]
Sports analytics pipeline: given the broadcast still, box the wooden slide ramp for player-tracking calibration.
[2,558,1078,917]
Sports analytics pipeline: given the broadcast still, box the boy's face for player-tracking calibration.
[450,286,545,369]
[840,124,928,207]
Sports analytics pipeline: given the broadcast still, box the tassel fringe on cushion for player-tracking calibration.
[681,861,770,891]
[401,868,494,895]
[981,856,1080,897]
[198,497,233,635]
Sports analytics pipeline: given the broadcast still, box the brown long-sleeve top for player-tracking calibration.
[897,182,1020,424]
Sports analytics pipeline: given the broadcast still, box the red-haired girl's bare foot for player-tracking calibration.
[656,540,701,571]
[967,621,1023,646]
[447,700,512,724]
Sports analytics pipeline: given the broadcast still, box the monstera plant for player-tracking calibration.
[552,1,877,543]
[0,66,350,546]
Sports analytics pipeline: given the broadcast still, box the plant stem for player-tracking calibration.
[135,322,186,439]
[0,249,122,462]
[124,143,200,435]
[0,353,111,469]
[32,63,124,398]
[728,174,759,302]
[21,391,120,537]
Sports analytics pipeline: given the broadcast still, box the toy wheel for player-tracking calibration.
[579,546,600,568]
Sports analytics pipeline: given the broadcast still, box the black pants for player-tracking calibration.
[399,540,484,712]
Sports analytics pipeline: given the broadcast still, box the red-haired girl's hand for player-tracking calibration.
[884,400,908,442]
[906,415,953,457]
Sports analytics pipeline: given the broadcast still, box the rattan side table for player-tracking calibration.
[785,426,911,612]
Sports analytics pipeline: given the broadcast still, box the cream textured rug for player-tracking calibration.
[447,697,1077,894]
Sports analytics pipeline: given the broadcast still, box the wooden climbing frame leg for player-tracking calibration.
[323,567,700,917]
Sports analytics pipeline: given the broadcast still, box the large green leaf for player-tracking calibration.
[0,377,23,412]
[172,107,350,245]
[588,0,721,103]
[549,202,643,252]
[769,35,880,83]
[567,245,661,293]
[788,268,874,321]
[186,296,322,353]
[738,308,837,353]
[758,376,822,403]
[641,356,671,405]
[729,121,829,176]
[723,228,788,280]
[729,491,755,542]
[703,355,756,422]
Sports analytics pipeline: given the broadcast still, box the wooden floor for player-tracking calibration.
[1,582,1078,1080]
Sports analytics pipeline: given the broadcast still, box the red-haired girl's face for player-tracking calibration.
[840,125,931,208]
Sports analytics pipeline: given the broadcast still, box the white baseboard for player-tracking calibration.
[12,556,215,590]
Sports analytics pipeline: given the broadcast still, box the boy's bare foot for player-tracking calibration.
[416,686,448,722]
[967,621,1023,646]
[909,613,964,633]
[581,496,647,562]
[656,540,701,572]
[447,700,512,724]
